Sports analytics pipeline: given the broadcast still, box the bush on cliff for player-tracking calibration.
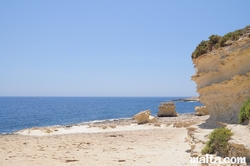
[201,127,233,157]
[192,25,250,59]
[191,40,209,59]
[209,35,221,44]
[238,98,250,124]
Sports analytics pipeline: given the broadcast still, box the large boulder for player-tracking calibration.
[194,106,209,116]
[133,110,157,124]
[157,102,177,117]
[133,109,150,124]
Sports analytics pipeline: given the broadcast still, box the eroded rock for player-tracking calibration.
[194,106,209,116]
[157,102,177,117]
[192,37,250,123]
[133,109,157,124]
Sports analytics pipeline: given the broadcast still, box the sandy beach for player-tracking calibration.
[0,115,208,166]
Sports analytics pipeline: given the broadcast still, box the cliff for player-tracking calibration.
[192,28,250,124]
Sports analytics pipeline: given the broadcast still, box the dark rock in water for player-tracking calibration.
[172,97,199,102]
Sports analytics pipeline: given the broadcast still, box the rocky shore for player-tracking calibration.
[0,114,208,166]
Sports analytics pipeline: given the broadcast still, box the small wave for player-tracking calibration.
[80,117,132,125]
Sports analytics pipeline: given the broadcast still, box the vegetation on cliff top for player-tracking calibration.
[192,25,250,59]
[238,98,250,124]
[201,127,233,157]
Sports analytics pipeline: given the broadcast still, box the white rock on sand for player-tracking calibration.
[194,106,209,116]
[133,109,157,124]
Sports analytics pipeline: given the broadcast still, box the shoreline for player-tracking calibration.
[0,114,209,166]
[1,113,204,137]
[16,113,199,136]
[1,112,197,135]
[0,97,203,135]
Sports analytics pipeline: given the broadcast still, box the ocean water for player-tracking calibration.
[0,97,203,134]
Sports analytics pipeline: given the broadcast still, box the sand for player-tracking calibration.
[0,115,208,166]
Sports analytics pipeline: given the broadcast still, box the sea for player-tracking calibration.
[0,97,203,134]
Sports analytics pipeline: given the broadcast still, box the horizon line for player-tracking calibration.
[0,95,197,98]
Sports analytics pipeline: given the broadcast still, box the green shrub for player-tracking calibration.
[216,36,227,47]
[201,128,233,157]
[238,98,250,124]
[192,25,249,59]
[191,40,209,59]
[209,35,221,44]
[223,32,233,41]
[232,30,243,41]
[231,33,239,41]
[202,145,213,154]
[245,25,250,31]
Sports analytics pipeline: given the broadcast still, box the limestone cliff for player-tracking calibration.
[192,29,250,124]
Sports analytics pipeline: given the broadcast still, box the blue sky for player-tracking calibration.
[1,1,250,97]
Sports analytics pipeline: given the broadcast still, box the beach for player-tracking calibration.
[0,114,208,166]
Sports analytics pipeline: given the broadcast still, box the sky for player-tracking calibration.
[1,1,250,97]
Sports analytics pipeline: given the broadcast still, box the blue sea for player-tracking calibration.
[0,97,203,134]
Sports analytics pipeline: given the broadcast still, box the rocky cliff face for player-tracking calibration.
[192,37,250,124]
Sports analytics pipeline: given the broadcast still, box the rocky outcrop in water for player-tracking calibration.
[171,97,199,102]
[192,35,250,124]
